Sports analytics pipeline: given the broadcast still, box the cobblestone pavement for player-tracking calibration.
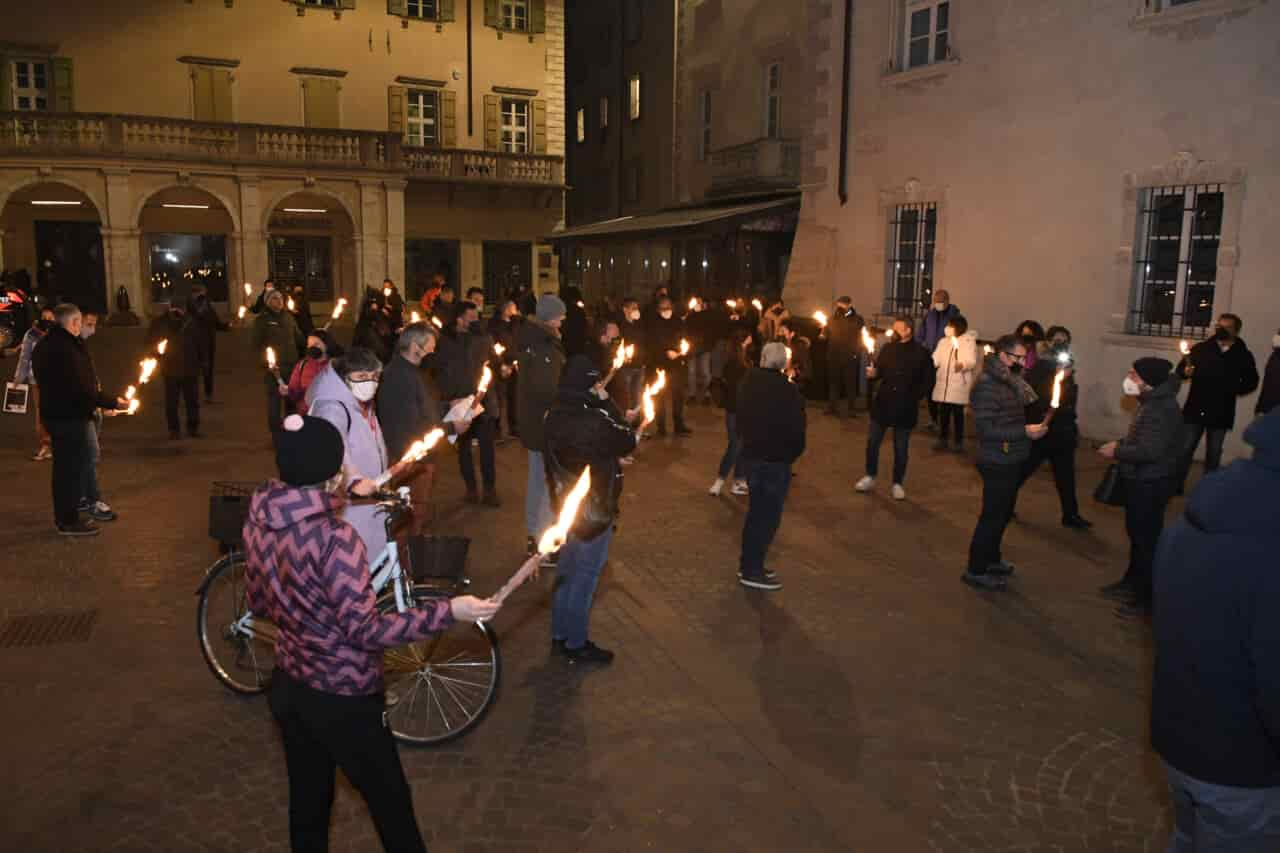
[0,328,1175,852]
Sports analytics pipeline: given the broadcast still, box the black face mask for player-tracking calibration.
[1021,335,1037,349]
[1008,362,1024,376]
[1214,326,1232,342]
[307,346,326,360]
[37,319,54,331]
[468,320,483,334]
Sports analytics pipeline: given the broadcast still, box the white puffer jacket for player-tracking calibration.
[931,331,979,405]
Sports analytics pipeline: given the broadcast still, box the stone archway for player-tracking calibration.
[0,180,107,313]
[264,190,358,310]
[135,185,238,306]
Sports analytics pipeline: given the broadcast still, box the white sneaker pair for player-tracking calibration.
[708,478,724,496]
[730,479,749,496]
[854,476,906,501]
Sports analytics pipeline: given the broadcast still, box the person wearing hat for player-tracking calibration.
[543,354,641,663]
[517,294,568,558]
[821,296,864,418]
[244,414,499,852]
[1097,356,1186,619]
[1149,409,1280,848]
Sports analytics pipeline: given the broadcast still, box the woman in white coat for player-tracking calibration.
[931,315,978,451]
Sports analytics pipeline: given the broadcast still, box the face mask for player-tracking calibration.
[1214,326,1232,342]
[38,319,54,331]
[348,380,378,402]
[1008,362,1023,376]
[944,328,955,338]
[659,311,672,320]
[1273,334,1280,349]
[468,320,483,334]
[307,346,326,360]
[80,325,96,340]
[1123,377,1143,397]
[934,303,947,311]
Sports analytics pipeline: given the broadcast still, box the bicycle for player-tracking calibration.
[195,482,501,745]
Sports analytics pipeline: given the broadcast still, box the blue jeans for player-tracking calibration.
[525,450,553,538]
[1178,423,1228,491]
[617,367,644,414]
[739,461,792,579]
[866,418,912,485]
[551,526,614,649]
[688,351,713,400]
[717,412,741,479]
[81,414,101,505]
[1164,762,1280,852]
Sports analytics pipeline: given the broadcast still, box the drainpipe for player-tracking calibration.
[838,0,853,205]
[466,0,474,137]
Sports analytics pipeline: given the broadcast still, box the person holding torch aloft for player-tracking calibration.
[252,288,300,437]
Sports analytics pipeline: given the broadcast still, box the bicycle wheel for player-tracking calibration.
[196,553,277,694]
[382,592,501,746]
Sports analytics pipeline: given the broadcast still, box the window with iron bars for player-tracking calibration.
[1129,183,1223,338]
[884,202,936,317]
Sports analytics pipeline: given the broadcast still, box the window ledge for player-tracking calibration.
[1100,331,1188,353]
[881,59,959,88]
[1131,0,1264,29]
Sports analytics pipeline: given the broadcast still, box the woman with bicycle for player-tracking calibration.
[245,413,498,852]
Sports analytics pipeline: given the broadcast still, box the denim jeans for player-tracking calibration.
[865,418,912,485]
[551,526,614,649]
[688,351,713,401]
[457,415,496,491]
[1164,761,1280,852]
[617,367,644,414]
[525,450,553,538]
[1179,423,1228,491]
[739,461,792,579]
[717,412,741,479]
[1121,475,1176,606]
[81,414,101,505]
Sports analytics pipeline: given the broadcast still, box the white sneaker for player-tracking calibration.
[730,480,749,496]
[891,484,906,501]
[855,476,875,493]
[708,478,724,496]
[620,455,635,466]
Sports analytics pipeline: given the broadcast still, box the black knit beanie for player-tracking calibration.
[1133,357,1172,388]
[275,414,345,487]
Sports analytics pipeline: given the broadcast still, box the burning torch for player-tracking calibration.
[640,369,667,430]
[491,466,592,606]
[374,428,446,487]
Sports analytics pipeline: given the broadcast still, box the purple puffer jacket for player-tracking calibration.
[243,481,453,696]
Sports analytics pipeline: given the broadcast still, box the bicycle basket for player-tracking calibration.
[404,535,469,584]
[209,481,262,546]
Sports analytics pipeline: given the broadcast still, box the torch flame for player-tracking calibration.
[537,466,593,554]
[383,285,392,298]
[1051,369,1065,409]
[331,298,347,321]
[641,369,667,426]
[688,297,699,311]
[725,299,738,310]
[679,338,690,357]
[237,306,247,320]
[983,344,995,356]
[494,342,506,357]
[138,358,158,384]
[625,343,635,362]
[476,364,493,397]
[287,297,296,312]
[751,299,764,313]
[1179,340,1190,355]
[243,282,252,296]
[612,339,628,370]
[157,339,168,355]
[951,336,960,351]
[885,329,895,341]
[431,316,443,329]
[125,385,137,401]
[126,398,140,415]
[411,310,421,324]
[862,327,876,354]
[814,311,828,327]
[266,347,277,370]
[399,427,446,464]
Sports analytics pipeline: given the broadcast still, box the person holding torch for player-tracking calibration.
[646,295,692,436]
[252,288,300,437]
[149,301,207,440]
[436,301,502,506]
[1018,326,1091,530]
[543,354,643,663]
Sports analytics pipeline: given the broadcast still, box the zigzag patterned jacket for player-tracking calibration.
[244,481,453,696]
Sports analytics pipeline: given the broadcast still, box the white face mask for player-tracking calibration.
[80,326,97,340]
[349,380,379,402]
[934,303,947,311]
[659,311,672,320]
[629,311,640,322]
[1122,377,1143,397]
[1273,333,1280,349]
[944,327,955,338]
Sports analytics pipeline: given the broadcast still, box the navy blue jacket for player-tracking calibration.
[1151,411,1280,787]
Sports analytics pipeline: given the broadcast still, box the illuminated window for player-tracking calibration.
[628,74,641,121]
[406,90,439,146]
[501,98,529,153]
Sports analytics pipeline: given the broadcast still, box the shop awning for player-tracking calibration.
[546,196,800,242]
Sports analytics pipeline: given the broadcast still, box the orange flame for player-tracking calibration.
[399,427,446,464]
[537,466,593,554]
[476,364,493,397]
[157,339,168,355]
[237,306,247,320]
[138,358,158,384]
[612,339,628,370]
[679,338,690,357]
[1051,369,1065,409]
[641,369,667,426]
[266,347,277,370]
[813,310,828,327]
[861,327,876,354]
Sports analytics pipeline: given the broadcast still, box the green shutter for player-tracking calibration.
[483,94,500,151]
[439,0,455,21]
[51,57,74,113]
[340,0,356,8]
[192,67,215,121]
[211,69,233,122]
[529,0,546,33]
[388,85,406,136]
[483,0,500,28]
[304,78,341,128]
[532,99,547,154]
[387,0,407,14]
[0,61,10,111]
[440,89,457,147]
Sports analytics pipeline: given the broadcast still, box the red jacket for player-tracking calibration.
[286,357,328,414]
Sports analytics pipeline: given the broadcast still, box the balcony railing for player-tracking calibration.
[708,137,801,196]
[0,111,564,186]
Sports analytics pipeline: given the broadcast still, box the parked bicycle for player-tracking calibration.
[196,482,500,745]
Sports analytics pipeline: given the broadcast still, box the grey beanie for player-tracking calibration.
[536,294,567,323]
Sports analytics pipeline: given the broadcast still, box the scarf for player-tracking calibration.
[986,354,1039,405]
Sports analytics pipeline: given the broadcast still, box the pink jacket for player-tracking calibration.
[286,357,328,415]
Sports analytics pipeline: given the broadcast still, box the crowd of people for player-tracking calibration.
[9,274,1280,850]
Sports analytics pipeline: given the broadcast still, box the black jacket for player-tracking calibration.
[869,339,932,428]
[1151,412,1280,787]
[1114,377,1185,482]
[149,310,208,379]
[187,296,228,353]
[561,289,588,357]
[31,325,119,423]
[515,319,565,452]
[619,317,647,367]
[1178,338,1260,429]
[434,326,497,416]
[825,307,864,360]
[736,368,806,464]
[544,391,638,541]
[720,356,748,413]
[971,358,1033,466]
[377,354,444,461]
[1025,357,1079,449]
[1257,347,1280,416]
[646,313,687,381]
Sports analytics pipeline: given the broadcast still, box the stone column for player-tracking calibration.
[357,180,385,291]
[384,179,406,290]
[100,168,144,322]
[236,176,270,295]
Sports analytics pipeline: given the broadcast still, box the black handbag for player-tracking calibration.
[1093,464,1127,507]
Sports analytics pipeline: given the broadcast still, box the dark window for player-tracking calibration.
[624,0,643,43]
[884,202,936,316]
[148,234,228,305]
[405,239,461,301]
[269,236,332,302]
[1129,184,1224,337]
[482,241,532,306]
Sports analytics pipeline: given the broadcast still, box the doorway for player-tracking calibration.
[269,236,333,302]
[34,221,106,313]
[482,241,531,307]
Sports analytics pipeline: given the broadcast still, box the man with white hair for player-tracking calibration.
[733,341,807,590]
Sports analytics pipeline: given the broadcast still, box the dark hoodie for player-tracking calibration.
[544,382,638,542]
[1114,377,1185,482]
[242,481,453,697]
[515,318,565,452]
[1151,411,1280,787]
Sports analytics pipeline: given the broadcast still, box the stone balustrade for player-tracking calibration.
[708,137,801,195]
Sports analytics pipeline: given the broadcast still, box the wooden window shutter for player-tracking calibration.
[483,94,500,151]
[211,69,233,122]
[532,99,547,154]
[483,0,500,28]
[387,0,407,15]
[192,67,215,120]
[440,89,457,146]
[340,0,356,9]
[304,78,341,128]
[387,85,407,136]
[439,0,455,21]
[529,0,546,33]
[51,57,74,113]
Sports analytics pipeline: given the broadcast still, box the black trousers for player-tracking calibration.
[457,415,496,491]
[968,463,1023,573]
[739,461,792,579]
[48,417,91,528]
[164,376,200,435]
[937,402,965,443]
[265,369,292,434]
[203,340,216,398]
[503,374,519,435]
[865,419,912,485]
[1019,440,1079,519]
[1121,476,1176,606]
[827,353,861,415]
[268,670,427,853]
[656,362,688,432]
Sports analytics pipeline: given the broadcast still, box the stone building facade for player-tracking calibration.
[0,0,566,318]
